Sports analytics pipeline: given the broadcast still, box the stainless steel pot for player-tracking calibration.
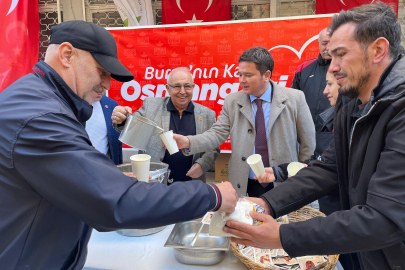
[116,162,169,237]
[118,114,164,151]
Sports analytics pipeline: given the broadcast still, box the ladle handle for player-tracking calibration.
[190,223,204,246]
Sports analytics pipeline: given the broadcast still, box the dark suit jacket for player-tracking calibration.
[100,96,122,165]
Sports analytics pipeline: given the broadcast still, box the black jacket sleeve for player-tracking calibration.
[291,69,301,90]
[263,111,405,257]
[261,141,339,218]
[13,113,217,232]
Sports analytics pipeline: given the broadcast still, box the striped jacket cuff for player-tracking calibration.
[207,184,222,212]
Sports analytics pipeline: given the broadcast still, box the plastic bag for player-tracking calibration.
[209,198,265,237]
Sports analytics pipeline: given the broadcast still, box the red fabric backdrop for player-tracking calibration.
[316,0,398,14]
[0,0,39,93]
[162,0,231,24]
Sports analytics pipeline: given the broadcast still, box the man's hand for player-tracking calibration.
[173,134,191,149]
[223,211,282,249]
[254,167,275,183]
[112,106,132,124]
[215,182,238,215]
[244,197,270,215]
[186,163,203,178]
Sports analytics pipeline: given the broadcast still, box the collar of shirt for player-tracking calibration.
[352,98,369,120]
[249,83,272,104]
[166,98,195,113]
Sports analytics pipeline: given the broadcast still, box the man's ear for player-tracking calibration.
[58,42,75,68]
[165,84,173,96]
[371,37,390,64]
[264,70,272,81]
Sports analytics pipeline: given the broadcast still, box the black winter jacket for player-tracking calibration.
[291,54,331,133]
[0,61,219,269]
[263,56,405,270]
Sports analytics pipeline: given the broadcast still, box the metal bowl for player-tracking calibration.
[117,162,170,185]
[116,162,169,237]
[164,220,229,265]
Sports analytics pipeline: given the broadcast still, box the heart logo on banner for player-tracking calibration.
[268,35,319,59]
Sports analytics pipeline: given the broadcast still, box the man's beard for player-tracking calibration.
[339,84,360,99]
[337,67,371,99]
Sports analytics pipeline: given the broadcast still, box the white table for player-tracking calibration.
[84,225,246,270]
[84,225,342,270]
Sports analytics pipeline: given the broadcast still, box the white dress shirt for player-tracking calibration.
[86,101,109,155]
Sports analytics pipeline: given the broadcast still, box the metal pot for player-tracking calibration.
[118,114,164,151]
[116,162,169,237]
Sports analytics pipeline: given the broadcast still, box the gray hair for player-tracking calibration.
[167,67,193,85]
[318,28,330,43]
[329,2,401,58]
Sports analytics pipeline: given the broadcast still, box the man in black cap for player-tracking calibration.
[0,20,237,269]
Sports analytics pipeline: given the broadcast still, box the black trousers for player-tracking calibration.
[246,179,274,197]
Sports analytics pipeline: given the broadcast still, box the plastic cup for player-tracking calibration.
[247,154,266,178]
[130,154,151,182]
[287,162,305,176]
[160,130,179,155]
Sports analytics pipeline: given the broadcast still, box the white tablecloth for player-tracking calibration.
[84,225,246,270]
[84,225,342,270]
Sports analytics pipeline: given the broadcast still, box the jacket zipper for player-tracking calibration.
[349,101,378,149]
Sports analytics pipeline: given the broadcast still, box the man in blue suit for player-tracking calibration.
[86,93,122,165]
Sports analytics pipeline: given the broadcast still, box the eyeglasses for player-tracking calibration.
[167,84,194,91]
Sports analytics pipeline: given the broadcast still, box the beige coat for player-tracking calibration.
[184,81,315,195]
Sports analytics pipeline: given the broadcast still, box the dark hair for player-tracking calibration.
[238,47,274,75]
[329,2,401,58]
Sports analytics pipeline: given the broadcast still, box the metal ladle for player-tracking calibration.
[189,223,205,246]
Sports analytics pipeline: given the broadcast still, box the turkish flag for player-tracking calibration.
[162,0,231,24]
[316,0,398,14]
[0,0,39,93]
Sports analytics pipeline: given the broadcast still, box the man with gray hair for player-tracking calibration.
[113,67,219,183]
[0,21,238,269]
[291,28,333,157]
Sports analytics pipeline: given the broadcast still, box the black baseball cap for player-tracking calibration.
[50,20,134,82]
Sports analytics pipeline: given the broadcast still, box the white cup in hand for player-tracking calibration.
[130,154,151,182]
[287,162,305,176]
[160,130,179,155]
[247,154,266,178]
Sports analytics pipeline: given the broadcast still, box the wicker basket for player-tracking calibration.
[230,206,339,270]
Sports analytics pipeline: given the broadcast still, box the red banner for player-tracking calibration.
[316,0,398,14]
[162,0,231,24]
[108,15,332,151]
[0,0,39,93]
